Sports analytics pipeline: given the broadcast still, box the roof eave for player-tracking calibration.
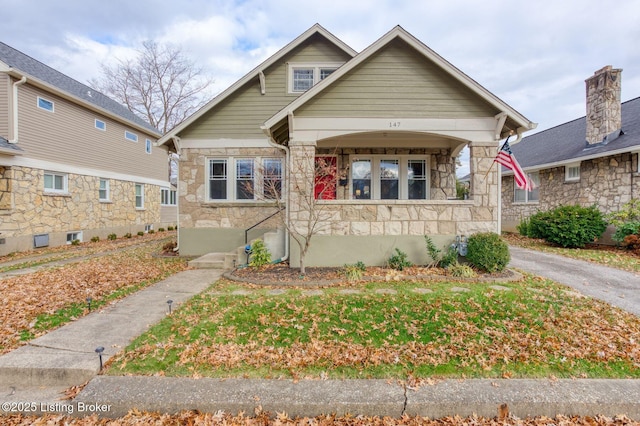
[159,23,357,146]
[502,144,640,175]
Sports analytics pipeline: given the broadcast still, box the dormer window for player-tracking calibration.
[288,63,341,93]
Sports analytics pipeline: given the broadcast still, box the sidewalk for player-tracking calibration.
[1,252,639,420]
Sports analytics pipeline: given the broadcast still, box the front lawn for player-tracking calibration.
[107,276,640,380]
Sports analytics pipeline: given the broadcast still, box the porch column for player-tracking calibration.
[288,140,317,236]
[469,141,499,232]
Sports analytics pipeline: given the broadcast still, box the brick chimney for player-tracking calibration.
[585,65,622,145]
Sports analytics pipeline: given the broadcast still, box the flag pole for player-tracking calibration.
[483,134,511,181]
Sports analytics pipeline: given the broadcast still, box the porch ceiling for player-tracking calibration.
[316,130,467,153]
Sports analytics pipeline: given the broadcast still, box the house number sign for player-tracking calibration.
[389,121,401,128]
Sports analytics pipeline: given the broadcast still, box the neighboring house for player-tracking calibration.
[501,66,640,233]
[0,42,177,255]
[159,24,536,268]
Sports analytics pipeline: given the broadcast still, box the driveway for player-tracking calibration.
[509,246,640,316]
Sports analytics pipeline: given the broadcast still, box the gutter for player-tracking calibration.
[8,75,27,144]
[261,123,290,264]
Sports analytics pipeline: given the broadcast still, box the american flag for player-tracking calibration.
[494,138,535,191]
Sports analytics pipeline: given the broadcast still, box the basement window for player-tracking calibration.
[66,231,82,244]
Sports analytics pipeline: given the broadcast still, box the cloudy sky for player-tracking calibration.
[3,0,639,175]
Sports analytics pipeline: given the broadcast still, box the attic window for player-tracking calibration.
[37,96,54,112]
[288,63,342,93]
[565,162,580,182]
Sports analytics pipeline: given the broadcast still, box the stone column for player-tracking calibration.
[469,142,499,220]
[288,140,317,235]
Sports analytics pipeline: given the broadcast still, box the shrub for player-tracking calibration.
[90,236,100,243]
[387,248,413,271]
[249,240,271,267]
[466,232,510,273]
[622,234,640,253]
[148,230,155,234]
[517,217,532,237]
[424,235,458,268]
[162,241,177,253]
[124,233,132,239]
[137,231,145,236]
[612,221,640,244]
[158,227,165,232]
[446,262,477,278]
[167,226,175,231]
[605,199,640,227]
[71,239,80,246]
[107,233,117,241]
[342,261,366,282]
[528,205,607,248]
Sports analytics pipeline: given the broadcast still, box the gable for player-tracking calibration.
[296,38,498,119]
[179,33,354,140]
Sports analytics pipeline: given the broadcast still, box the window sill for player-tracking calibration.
[44,191,70,197]
[511,201,539,205]
[201,201,280,208]
[99,200,112,204]
[135,208,146,211]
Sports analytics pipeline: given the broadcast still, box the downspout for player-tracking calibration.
[171,136,181,252]
[9,76,27,144]
[262,126,290,264]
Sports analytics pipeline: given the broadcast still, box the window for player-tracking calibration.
[350,156,429,200]
[44,171,67,193]
[161,188,177,205]
[207,157,283,201]
[66,231,82,244]
[236,159,255,200]
[125,131,138,142]
[99,178,110,201]
[146,139,152,154]
[263,158,282,199]
[144,224,153,232]
[514,171,540,203]
[565,163,580,181]
[95,119,106,131]
[288,63,341,93]
[135,184,144,208]
[37,96,54,112]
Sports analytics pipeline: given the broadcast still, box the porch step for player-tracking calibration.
[188,252,228,269]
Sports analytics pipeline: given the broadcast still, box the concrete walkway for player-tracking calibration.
[509,246,640,316]
[1,250,640,420]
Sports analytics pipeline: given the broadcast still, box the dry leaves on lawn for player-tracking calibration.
[0,241,188,355]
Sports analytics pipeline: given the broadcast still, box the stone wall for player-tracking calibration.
[0,166,11,210]
[0,166,166,255]
[179,147,284,230]
[502,153,640,231]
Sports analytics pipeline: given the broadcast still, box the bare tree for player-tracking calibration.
[90,41,213,133]
[243,150,337,275]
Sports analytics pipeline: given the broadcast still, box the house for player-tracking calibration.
[159,24,536,268]
[501,66,640,234]
[0,41,176,255]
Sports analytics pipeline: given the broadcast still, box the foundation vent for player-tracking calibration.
[34,234,49,248]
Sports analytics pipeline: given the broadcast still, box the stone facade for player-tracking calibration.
[502,153,640,231]
[0,166,169,255]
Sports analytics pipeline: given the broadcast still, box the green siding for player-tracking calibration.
[180,34,353,140]
[297,38,498,118]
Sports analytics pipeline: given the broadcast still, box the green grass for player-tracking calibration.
[107,277,640,380]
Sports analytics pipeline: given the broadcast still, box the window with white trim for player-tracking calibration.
[44,171,67,193]
[207,157,283,201]
[37,96,54,112]
[514,171,540,203]
[350,156,430,200]
[125,131,138,142]
[161,188,177,205]
[135,184,144,208]
[145,139,152,154]
[99,178,110,201]
[288,63,341,93]
[565,162,580,181]
[95,119,106,131]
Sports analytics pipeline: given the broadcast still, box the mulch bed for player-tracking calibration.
[226,263,520,287]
